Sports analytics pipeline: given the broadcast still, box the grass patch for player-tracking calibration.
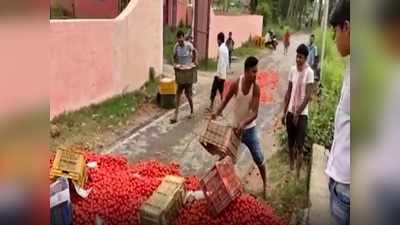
[50,77,160,151]
[266,150,310,218]
[233,41,262,58]
[197,59,218,71]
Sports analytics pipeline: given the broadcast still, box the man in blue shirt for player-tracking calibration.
[308,34,319,81]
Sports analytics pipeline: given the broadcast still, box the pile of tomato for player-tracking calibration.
[50,153,287,225]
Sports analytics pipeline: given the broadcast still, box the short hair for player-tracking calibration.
[244,56,258,70]
[229,32,232,35]
[310,34,315,38]
[217,32,225,43]
[176,30,185,38]
[296,44,309,57]
[329,0,350,27]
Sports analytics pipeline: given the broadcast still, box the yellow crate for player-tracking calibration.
[139,175,186,225]
[159,78,177,95]
[50,150,87,187]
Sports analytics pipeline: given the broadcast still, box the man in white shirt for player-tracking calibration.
[282,44,314,178]
[208,32,229,111]
[324,1,350,225]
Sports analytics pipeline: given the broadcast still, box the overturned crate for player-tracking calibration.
[201,156,243,216]
[199,120,241,162]
[139,175,186,225]
[50,149,87,187]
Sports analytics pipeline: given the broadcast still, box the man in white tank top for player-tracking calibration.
[211,56,268,198]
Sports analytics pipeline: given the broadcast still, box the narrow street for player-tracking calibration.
[105,33,310,192]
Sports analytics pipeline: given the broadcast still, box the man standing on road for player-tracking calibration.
[212,56,268,198]
[325,1,350,225]
[282,44,314,179]
[208,32,229,112]
[226,32,235,72]
[170,30,197,124]
[308,34,319,81]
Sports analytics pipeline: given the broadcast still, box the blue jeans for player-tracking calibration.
[329,178,350,225]
[241,126,265,166]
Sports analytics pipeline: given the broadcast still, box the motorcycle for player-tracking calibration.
[265,33,278,50]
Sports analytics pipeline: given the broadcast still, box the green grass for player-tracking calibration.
[50,77,159,150]
[265,150,310,218]
[198,59,218,71]
[233,40,262,58]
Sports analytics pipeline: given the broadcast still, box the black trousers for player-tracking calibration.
[286,112,308,151]
[210,76,225,101]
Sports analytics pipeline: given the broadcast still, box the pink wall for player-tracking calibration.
[164,0,190,27]
[50,0,163,119]
[176,0,188,26]
[208,10,263,58]
[74,0,119,18]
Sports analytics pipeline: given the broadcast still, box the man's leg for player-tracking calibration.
[184,84,194,116]
[295,115,308,178]
[286,112,296,170]
[329,178,350,225]
[171,85,184,123]
[218,78,225,101]
[241,127,267,198]
[209,76,219,111]
[229,51,232,70]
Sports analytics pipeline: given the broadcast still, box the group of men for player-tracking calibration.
[170,0,350,224]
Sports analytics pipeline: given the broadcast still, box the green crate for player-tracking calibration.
[160,94,176,109]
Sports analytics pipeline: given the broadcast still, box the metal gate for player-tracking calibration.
[194,0,211,61]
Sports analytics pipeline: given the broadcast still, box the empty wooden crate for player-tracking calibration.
[50,149,87,187]
[139,175,186,225]
[199,120,241,162]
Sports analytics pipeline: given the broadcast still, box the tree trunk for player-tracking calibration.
[318,0,323,24]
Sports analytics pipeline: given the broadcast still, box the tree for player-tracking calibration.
[250,0,258,14]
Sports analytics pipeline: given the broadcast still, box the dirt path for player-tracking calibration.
[104,34,310,179]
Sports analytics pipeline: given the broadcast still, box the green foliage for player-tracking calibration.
[233,39,261,57]
[50,6,66,19]
[198,59,218,71]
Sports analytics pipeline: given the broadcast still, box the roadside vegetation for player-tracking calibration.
[50,72,161,151]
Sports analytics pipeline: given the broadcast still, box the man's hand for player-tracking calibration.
[234,124,244,136]
[281,113,286,126]
[210,112,218,120]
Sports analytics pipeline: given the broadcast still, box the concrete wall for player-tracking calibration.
[50,0,163,119]
[74,0,119,18]
[208,10,263,58]
[164,0,191,27]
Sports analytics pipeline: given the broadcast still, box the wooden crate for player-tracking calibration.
[174,64,197,85]
[50,150,87,187]
[139,175,186,225]
[159,78,177,95]
[199,120,241,162]
[201,156,242,216]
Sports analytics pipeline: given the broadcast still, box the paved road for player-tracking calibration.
[105,34,310,181]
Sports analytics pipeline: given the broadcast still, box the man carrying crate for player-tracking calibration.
[170,30,198,124]
[211,56,267,198]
